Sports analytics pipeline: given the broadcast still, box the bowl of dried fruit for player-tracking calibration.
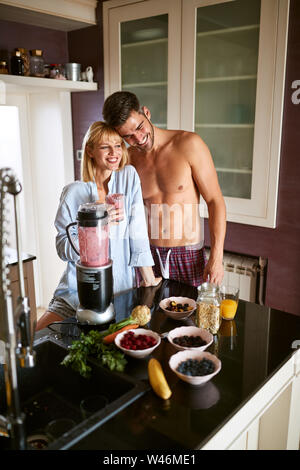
[167,326,213,352]
[159,297,196,320]
[169,350,221,386]
[114,328,161,359]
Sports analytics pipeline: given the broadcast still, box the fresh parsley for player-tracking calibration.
[61,330,127,378]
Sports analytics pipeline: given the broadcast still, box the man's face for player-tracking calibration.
[116,109,154,152]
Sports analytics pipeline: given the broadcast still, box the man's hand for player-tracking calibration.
[203,257,224,285]
[140,277,162,288]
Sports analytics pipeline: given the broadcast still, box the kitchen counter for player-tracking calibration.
[35,280,300,450]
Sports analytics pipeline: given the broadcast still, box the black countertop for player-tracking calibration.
[35,280,300,450]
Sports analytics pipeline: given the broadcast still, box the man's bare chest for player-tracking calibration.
[133,156,193,199]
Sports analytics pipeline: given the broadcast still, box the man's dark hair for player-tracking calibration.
[103,91,140,128]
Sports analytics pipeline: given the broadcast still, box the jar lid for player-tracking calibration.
[77,203,108,226]
[197,282,220,293]
[30,49,43,56]
[14,51,21,57]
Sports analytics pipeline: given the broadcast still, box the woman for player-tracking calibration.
[37,121,161,330]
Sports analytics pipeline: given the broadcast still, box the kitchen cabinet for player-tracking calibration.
[0,0,97,31]
[103,0,290,228]
[103,0,181,130]
[6,250,37,329]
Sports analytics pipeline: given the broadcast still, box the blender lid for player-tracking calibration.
[77,202,108,221]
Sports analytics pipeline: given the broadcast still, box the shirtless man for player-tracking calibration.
[103,91,226,286]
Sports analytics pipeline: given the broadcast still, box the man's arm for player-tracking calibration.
[186,133,226,284]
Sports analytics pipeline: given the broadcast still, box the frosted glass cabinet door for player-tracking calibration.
[181,0,289,227]
[103,0,181,129]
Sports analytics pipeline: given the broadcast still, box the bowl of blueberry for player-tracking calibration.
[159,297,196,320]
[115,328,161,359]
[168,326,213,352]
[169,350,221,386]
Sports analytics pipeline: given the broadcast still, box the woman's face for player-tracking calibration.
[89,137,123,173]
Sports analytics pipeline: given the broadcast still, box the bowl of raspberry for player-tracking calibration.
[169,350,221,386]
[114,328,161,359]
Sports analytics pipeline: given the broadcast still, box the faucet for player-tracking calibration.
[0,167,36,450]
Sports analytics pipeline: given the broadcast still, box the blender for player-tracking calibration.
[66,202,115,325]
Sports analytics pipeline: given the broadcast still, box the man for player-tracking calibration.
[103,91,226,286]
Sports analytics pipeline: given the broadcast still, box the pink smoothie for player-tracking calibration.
[78,225,109,267]
[105,193,124,222]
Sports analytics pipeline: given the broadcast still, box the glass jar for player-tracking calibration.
[29,49,45,77]
[16,48,30,76]
[10,51,24,76]
[0,61,8,74]
[196,282,221,334]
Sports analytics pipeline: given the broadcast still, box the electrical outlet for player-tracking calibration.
[76,150,82,161]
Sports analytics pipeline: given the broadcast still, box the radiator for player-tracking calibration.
[205,249,267,303]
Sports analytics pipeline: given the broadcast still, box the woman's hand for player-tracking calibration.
[106,203,124,225]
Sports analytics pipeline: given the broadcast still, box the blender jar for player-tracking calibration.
[66,202,109,267]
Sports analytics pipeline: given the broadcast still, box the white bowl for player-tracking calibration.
[114,328,161,359]
[168,326,213,352]
[159,296,196,320]
[169,350,221,386]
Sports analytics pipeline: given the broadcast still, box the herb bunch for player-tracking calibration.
[61,330,127,378]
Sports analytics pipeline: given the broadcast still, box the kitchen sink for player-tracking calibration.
[0,335,147,450]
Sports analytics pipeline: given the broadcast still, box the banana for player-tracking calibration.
[148,358,172,400]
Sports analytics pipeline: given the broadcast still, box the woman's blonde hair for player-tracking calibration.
[81,121,128,182]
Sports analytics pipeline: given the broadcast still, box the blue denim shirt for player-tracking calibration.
[53,165,154,310]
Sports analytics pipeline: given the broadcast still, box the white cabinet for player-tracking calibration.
[103,0,181,130]
[103,0,290,228]
[0,0,97,31]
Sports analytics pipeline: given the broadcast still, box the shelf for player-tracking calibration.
[197,24,259,38]
[216,168,252,175]
[122,81,167,89]
[195,124,254,128]
[121,37,167,48]
[0,74,98,93]
[196,75,257,83]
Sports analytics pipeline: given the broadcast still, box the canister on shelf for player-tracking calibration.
[16,48,30,76]
[29,49,45,77]
[0,61,8,74]
[196,282,221,335]
[10,50,24,76]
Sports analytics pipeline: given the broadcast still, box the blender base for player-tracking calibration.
[76,302,115,325]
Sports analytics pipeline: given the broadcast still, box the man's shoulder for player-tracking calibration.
[171,129,202,147]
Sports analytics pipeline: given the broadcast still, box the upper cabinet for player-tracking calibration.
[103,0,181,130]
[103,0,290,228]
[0,0,98,31]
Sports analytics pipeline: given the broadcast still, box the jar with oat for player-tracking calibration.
[196,282,221,334]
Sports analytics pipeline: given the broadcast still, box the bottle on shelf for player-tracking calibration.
[10,50,24,76]
[16,48,30,76]
[29,49,45,77]
[0,61,9,74]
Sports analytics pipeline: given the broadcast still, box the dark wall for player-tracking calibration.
[0,19,68,66]
[68,3,106,180]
